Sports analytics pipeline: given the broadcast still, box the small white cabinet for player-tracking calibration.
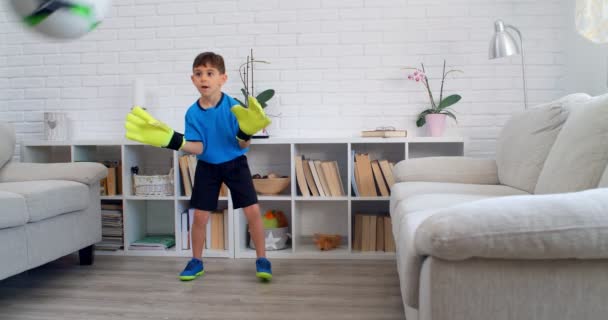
[22,137,463,259]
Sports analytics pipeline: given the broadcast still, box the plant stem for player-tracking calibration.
[250,48,254,97]
[421,63,436,109]
[439,59,446,105]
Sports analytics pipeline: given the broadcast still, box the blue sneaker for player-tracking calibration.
[179,258,204,281]
[256,257,272,281]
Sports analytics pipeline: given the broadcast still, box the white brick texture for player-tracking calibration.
[0,0,567,159]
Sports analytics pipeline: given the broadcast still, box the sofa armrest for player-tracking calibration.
[415,188,608,260]
[0,162,107,186]
[393,156,499,185]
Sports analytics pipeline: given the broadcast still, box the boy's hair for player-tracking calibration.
[192,52,225,74]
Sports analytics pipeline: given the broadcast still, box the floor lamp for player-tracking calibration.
[489,20,528,109]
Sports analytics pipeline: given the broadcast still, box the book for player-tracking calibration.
[302,159,319,196]
[308,160,326,197]
[376,216,385,251]
[314,160,331,197]
[361,129,407,138]
[379,160,395,191]
[178,156,192,197]
[129,235,175,250]
[371,160,389,197]
[355,153,377,197]
[295,156,310,197]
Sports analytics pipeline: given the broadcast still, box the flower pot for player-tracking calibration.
[425,114,447,137]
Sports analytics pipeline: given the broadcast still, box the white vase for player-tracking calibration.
[44,112,69,141]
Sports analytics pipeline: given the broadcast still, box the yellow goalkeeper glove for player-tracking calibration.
[124,106,185,151]
[230,96,271,141]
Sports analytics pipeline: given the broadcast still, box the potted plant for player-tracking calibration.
[235,49,275,138]
[405,60,462,136]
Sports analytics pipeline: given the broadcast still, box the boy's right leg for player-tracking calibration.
[179,210,210,281]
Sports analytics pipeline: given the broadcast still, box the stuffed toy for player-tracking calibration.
[262,210,288,229]
[313,233,342,251]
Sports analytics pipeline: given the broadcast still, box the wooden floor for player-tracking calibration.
[0,255,404,320]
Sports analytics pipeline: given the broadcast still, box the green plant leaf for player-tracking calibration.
[416,109,434,127]
[438,94,461,110]
[416,116,426,127]
[256,89,275,103]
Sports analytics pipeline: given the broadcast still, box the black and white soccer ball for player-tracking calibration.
[10,0,111,39]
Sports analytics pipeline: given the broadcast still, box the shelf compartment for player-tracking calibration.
[294,201,348,255]
[408,142,464,159]
[73,145,122,196]
[351,200,393,254]
[235,200,292,258]
[248,143,292,196]
[124,200,176,253]
[175,199,230,258]
[123,145,174,197]
[21,146,71,163]
[294,143,348,197]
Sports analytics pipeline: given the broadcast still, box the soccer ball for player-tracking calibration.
[10,0,111,39]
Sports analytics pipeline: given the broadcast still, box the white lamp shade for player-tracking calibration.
[489,20,520,59]
[576,0,608,43]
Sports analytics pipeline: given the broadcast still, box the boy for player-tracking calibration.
[124,52,272,281]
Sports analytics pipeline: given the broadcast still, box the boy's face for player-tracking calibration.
[191,64,227,98]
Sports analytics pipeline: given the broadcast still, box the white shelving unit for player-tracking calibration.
[22,137,463,259]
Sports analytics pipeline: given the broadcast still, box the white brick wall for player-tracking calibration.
[0,0,568,160]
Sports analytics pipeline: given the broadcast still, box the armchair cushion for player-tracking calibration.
[0,191,28,229]
[393,157,498,185]
[535,93,608,194]
[415,188,608,260]
[0,181,89,222]
[0,162,107,186]
[0,122,15,169]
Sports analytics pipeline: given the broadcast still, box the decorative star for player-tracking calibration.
[265,230,281,250]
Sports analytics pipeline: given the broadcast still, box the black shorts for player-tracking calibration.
[190,155,258,211]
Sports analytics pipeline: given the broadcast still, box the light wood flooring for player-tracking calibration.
[0,255,404,320]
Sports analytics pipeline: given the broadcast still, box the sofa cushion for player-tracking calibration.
[496,93,591,193]
[0,122,16,169]
[415,188,608,260]
[391,193,497,244]
[0,181,89,222]
[535,93,608,194]
[0,191,28,229]
[390,181,528,216]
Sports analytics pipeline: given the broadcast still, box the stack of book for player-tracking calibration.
[351,152,396,197]
[295,155,345,197]
[178,154,227,197]
[180,208,228,250]
[129,234,175,251]
[352,213,396,252]
[96,202,123,251]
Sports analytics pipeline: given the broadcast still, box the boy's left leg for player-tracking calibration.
[243,204,272,280]
[223,155,272,281]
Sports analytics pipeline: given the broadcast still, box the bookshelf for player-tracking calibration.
[21,137,463,259]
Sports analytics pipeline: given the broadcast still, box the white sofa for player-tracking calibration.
[0,122,107,280]
[390,93,608,320]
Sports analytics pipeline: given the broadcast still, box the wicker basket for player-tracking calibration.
[252,177,290,195]
[133,168,174,196]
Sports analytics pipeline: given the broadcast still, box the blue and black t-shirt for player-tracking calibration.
[184,93,247,164]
